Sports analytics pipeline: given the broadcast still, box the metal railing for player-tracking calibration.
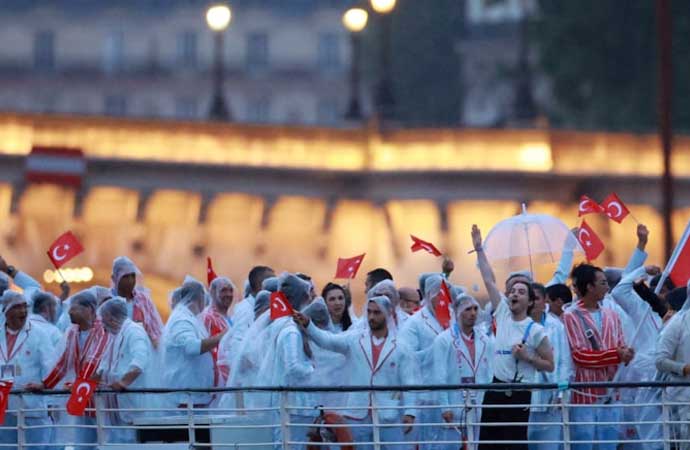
[2,380,690,449]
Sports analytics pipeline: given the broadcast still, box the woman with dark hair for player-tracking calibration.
[322,282,353,332]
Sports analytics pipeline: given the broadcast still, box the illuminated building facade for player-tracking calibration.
[1,112,689,317]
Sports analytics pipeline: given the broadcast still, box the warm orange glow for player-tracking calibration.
[3,113,690,175]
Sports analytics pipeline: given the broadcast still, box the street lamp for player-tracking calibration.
[342,8,368,121]
[370,0,397,122]
[206,4,232,121]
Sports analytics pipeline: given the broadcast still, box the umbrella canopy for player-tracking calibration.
[483,205,584,277]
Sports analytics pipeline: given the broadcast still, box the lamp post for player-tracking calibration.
[512,2,536,124]
[206,4,232,121]
[342,8,368,121]
[370,0,396,122]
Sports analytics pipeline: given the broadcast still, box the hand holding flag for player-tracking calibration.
[335,253,366,279]
[410,235,442,257]
[47,231,84,269]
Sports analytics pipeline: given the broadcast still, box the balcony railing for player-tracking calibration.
[2,380,690,449]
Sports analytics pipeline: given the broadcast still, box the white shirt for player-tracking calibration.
[493,298,547,383]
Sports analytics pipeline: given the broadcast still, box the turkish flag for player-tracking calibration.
[601,193,630,224]
[335,253,366,279]
[410,235,442,257]
[0,380,12,424]
[270,291,294,320]
[657,220,690,290]
[47,231,84,269]
[435,280,452,329]
[577,220,605,261]
[578,195,604,217]
[207,257,218,286]
[66,378,97,416]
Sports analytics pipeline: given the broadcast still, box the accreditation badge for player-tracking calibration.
[0,364,15,379]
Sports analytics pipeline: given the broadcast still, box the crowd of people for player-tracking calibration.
[0,222,689,450]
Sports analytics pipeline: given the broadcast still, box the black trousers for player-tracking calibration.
[478,378,532,450]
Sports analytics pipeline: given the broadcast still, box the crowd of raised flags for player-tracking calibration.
[0,194,690,450]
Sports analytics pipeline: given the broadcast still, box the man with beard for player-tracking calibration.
[43,290,110,450]
[431,293,494,450]
[295,295,417,449]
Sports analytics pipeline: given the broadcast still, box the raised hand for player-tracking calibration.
[471,225,483,251]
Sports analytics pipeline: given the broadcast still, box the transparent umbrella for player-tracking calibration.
[483,204,583,277]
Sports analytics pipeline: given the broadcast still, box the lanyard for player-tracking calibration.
[512,320,535,383]
[452,324,477,375]
[0,330,28,364]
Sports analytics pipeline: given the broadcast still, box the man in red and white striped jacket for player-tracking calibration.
[563,263,635,450]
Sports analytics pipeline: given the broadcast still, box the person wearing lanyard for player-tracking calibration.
[431,293,494,450]
[96,297,152,443]
[527,283,573,450]
[43,290,111,450]
[0,291,55,450]
[294,295,418,448]
[201,276,235,388]
[471,225,554,450]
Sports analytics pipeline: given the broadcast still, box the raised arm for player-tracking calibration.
[294,312,351,355]
[611,265,660,322]
[545,227,578,287]
[471,225,501,311]
[623,224,649,275]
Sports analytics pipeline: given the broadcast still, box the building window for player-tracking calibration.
[33,31,55,71]
[175,97,198,119]
[246,97,271,123]
[317,99,339,125]
[104,94,127,116]
[317,33,341,70]
[245,32,269,71]
[176,31,198,67]
[103,31,125,74]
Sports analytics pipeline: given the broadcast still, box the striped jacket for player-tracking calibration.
[562,301,625,404]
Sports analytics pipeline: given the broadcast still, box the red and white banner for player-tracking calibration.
[578,195,604,217]
[410,235,442,257]
[0,380,12,424]
[47,231,84,269]
[435,280,452,329]
[335,253,366,279]
[655,219,690,293]
[25,146,85,188]
[270,291,294,320]
[601,192,630,224]
[66,378,97,416]
[577,220,605,261]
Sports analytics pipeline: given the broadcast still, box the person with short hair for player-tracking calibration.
[202,276,235,386]
[563,263,634,450]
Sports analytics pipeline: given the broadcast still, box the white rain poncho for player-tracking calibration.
[368,278,410,330]
[303,295,419,424]
[203,276,234,387]
[160,279,214,409]
[97,297,154,441]
[29,290,62,347]
[111,256,164,347]
[303,298,348,407]
[430,292,494,447]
